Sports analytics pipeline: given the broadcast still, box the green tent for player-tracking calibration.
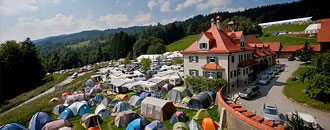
[173,122,188,130]
[181,97,191,104]
[193,109,210,120]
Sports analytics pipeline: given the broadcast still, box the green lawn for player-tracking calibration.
[259,35,318,46]
[167,34,199,51]
[262,24,310,32]
[0,71,75,113]
[67,40,106,49]
[283,66,330,112]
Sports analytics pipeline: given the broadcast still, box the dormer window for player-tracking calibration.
[240,42,245,48]
[200,43,207,49]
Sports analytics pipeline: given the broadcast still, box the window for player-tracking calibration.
[244,54,247,61]
[246,68,249,74]
[189,56,199,63]
[231,71,234,78]
[147,105,153,114]
[238,69,240,76]
[240,42,244,48]
[141,104,146,113]
[243,69,245,75]
[209,57,216,63]
[155,107,161,117]
[207,72,214,79]
[144,87,149,91]
[250,66,252,71]
[189,70,199,76]
[200,43,207,49]
[217,72,222,79]
[240,55,243,62]
[234,70,236,77]
[231,56,235,63]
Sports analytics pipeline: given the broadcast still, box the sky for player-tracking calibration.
[0,0,299,43]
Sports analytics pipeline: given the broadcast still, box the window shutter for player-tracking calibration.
[212,72,217,79]
[196,56,199,63]
[215,57,218,64]
[217,72,222,78]
[206,56,210,63]
[196,70,199,76]
[203,71,205,77]
[189,56,192,62]
[199,43,202,49]
[189,70,192,75]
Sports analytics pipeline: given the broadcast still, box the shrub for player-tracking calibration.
[184,76,227,92]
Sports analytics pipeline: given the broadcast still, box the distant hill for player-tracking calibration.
[167,34,199,52]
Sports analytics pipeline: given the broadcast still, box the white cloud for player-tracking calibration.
[134,12,152,23]
[161,17,177,24]
[38,0,61,4]
[210,7,219,13]
[148,0,157,10]
[225,7,245,12]
[160,1,170,12]
[175,0,201,11]
[196,0,231,11]
[0,0,38,15]
[99,13,129,27]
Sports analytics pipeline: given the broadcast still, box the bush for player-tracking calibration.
[184,76,227,92]
[173,57,183,64]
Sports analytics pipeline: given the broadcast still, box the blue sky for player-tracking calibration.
[0,0,298,43]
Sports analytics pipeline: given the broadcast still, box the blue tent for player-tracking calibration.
[29,112,52,130]
[0,123,28,130]
[126,118,150,130]
[58,108,74,119]
[77,104,94,116]
[94,94,104,102]
[145,120,168,130]
[113,101,132,113]
[139,92,151,99]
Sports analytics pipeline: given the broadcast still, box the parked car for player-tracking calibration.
[258,75,271,85]
[288,56,295,61]
[266,70,275,79]
[239,86,260,100]
[71,73,78,78]
[262,102,281,124]
[286,112,320,129]
[271,68,279,75]
[275,65,285,72]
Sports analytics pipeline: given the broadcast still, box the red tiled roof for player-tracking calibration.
[238,59,257,67]
[318,18,330,23]
[255,49,267,57]
[244,44,256,51]
[202,63,224,70]
[227,31,243,40]
[281,45,321,52]
[244,36,262,44]
[263,42,281,52]
[263,49,272,55]
[228,21,234,25]
[317,20,330,43]
[183,25,243,53]
[202,32,214,39]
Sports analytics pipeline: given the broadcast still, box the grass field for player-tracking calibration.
[259,34,318,46]
[0,71,74,113]
[283,66,330,112]
[262,24,310,32]
[67,40,106,49]
[167,34,199,51]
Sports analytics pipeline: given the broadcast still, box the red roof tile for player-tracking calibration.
[263,42,281,52]
[238,60,257,67]
[227,31,243,40]
[244,44,256,51]
[281,45,321,52]
[255,49,267,57]
[317,20,330,43]
[244,36,262,44]
[263,49,272,55]
[202,63,224,70]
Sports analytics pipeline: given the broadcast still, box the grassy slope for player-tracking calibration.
[283,66,330,112]
[259,35,318,46]
[262,24,310,32]
[167,34,199,52]
[0,71,75,113]
[67,40,106,49]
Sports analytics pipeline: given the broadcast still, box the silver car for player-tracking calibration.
[258,75,270,85]
[262,102,281,124]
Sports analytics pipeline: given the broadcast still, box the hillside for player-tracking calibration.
[66,40,106,49]
[167,34,199,51]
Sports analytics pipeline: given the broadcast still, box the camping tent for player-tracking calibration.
[95,104,111,118]
[0,123,28,130]
[114,110,140,127]
[161,83,174,92]
[87,127,101,130]
[145,120,168,130]
[116,94,130,101]
[81,113,103,129]
[58,102,94,119]
[94,94,104,102]
[127,95,143,107]
[61,92,72,100]
[188,91,213,110]
[141,97,176,121]
[113,101,132,113]
[41,119,72,130]
[139,92,151,99]
[52,104,67,115]
[101,98,111,107]
[173,122,188,130]
[202,118,218,130]
[167,87,192,102]
[58,126,74,130]
[85,79,95,88]
[96,84,105,90]
[188,119,202,130]
[64,93,87,106]
[29,112,52,130]
[169,112,189,125]
[193,109,210,120]
[181,97,191,104]
[57,108,74,120]
[88,99,98,107]
[109,98,122,107]
[126,118,150,130]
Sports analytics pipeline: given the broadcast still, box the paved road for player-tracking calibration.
[237,59,330,129]
[0,72,88,116]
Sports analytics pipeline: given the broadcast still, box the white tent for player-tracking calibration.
[305,23,321,34]
[259,16,312,27]
[137,54,163,62]
[95,104,111,118]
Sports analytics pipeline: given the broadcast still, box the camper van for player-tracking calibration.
[140,81,158,93]
[169,76,181,85]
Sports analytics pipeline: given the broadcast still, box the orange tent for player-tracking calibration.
[202,118,219,130]
[87,127,100,130]
[116,94,130,101]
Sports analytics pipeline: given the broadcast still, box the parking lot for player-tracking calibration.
[236,59,330,129]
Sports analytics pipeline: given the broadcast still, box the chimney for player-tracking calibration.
[228,21,234,31]
[216,16,222,31]
[210,18,215,27]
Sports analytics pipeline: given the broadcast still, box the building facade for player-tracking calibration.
[182,16,276,94]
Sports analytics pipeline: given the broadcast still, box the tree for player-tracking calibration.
[173,57,183,64]
[285,111,314,130]
[133,39,149,57]
[142,58,151,71]
[186,22,197,35]
[295,40,314,63]
[123,56,130,68]
[93,64,98,72]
